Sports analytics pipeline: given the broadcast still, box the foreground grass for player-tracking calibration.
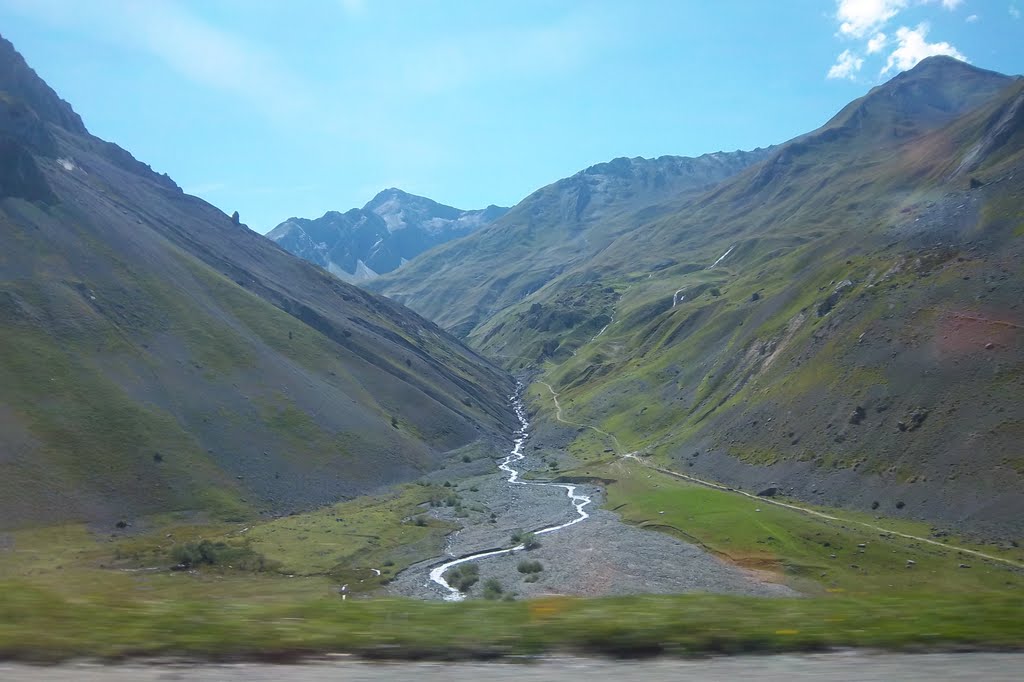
[1,583,1021,662]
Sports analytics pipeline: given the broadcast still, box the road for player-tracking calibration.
[4,653,1022,681]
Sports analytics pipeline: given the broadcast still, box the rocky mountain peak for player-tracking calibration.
[0,34,86,135]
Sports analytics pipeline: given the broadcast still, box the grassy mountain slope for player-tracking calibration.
[0,35,516,530]
[370,149,774,338]
[522,61,1024,536]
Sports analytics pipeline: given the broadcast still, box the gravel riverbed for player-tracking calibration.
[386,415,796,600]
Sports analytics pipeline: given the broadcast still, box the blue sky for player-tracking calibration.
[1,0,1021,233]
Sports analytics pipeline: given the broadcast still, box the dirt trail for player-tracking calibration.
[536,380,1024,570]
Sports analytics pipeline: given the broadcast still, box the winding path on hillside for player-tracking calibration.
[537,380,1024,570]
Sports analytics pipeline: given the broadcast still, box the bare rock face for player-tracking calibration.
[268,189,509,281]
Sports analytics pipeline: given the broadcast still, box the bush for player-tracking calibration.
[170,540,277,572]
[413,516,427,527]
[482,578,504,600]
[524,574,540,583]
[511,530,541,550]
[444,563,480,593]
[517,559,543,574]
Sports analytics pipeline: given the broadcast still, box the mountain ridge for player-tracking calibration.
[268,189,508,282]
[0,33,516,529]
[376,56,1024,535]
[370,146,776,337]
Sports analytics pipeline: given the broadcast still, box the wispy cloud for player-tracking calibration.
[0,0,313,120]
[827,0,968,80]
[1011,5,1022,20]
[828,49,865,79]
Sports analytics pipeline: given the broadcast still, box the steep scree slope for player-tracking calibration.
[0,35,516,529]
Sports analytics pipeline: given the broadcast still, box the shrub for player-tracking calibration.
[511,530,541,550]
[482,578,504,600]
[170,540,277,572]
[444,563,479,593]
[517,559,543,574]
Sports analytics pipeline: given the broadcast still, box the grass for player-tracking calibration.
[0,483,456,605]
[570,459,1023,596]
[0,583,1020,662]
[2,445,1020,663]
[0,319,249,524]
[245,484,456,589]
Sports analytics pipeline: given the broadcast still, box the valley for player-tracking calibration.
[0,19,1022,667]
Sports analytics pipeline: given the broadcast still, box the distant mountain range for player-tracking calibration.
[369,147,776,336]
[0,34,515,529]
[373,56,1024,536]
[268,189,508,281]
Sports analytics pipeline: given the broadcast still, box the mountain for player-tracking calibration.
[0,34,517,530]
[369,148,775,337]
[379,57,1024,535]
[268,189,508,282]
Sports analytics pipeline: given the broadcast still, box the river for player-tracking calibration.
[427,387,592,600]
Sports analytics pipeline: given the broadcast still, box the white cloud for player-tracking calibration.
[828,49,866,79]
[836,0,907,38]
[882,23,968,74]
[829,0,969,82]
[1011,5,1022,19]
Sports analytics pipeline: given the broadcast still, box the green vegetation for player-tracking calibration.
[1,584,1020,662]
[570,459,1023,595]
[242,484,455,589]
[0,484,456,601]
[481,578,505,600]
[511,529,541,550]
[517,559,544,574]
[170,540,279,573]
[444,563,480,593]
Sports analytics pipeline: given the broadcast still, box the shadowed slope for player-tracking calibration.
[0,35,516,529]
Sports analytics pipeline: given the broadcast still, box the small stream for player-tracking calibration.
[427,387,592,600]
